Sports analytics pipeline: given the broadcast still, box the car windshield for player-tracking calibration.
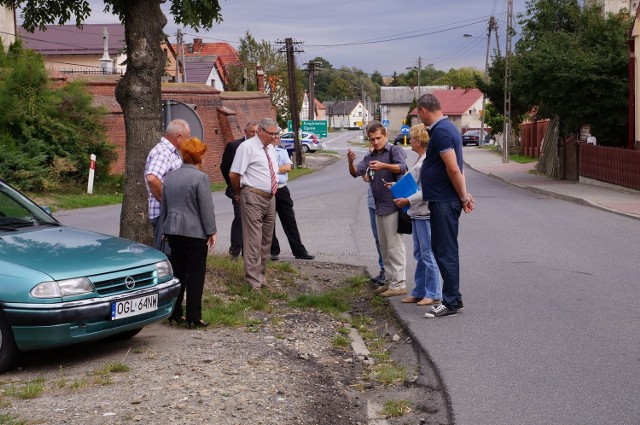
[0,182,59,230]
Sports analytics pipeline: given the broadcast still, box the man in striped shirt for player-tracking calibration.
[145,119,191,254]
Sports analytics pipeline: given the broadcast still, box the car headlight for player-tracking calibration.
[31,277,95,299]
[156,260,173,279]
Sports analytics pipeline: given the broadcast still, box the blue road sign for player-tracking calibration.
[382,119,390,127]
[401,125,410,135]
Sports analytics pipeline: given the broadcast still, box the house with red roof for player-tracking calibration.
[300,92,327,121]
[171,38,242,91]
[409,88,484,131]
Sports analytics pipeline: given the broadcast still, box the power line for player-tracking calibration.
[305,16,493,48]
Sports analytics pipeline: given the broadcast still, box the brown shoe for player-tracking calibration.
[401,296,421,303]
[381,288,408,297]
[417,298,439,306]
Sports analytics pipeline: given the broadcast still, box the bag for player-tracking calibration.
[397,210,412,234]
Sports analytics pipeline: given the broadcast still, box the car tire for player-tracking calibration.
[105,328,143,342]
[0,312,18,373]
[463,141,468,146]
[302,145,310,153]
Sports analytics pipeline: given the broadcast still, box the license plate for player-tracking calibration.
[111,294,158,319]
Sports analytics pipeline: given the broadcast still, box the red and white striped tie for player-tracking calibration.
[263,145,277,195]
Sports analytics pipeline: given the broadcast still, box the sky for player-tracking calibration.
[18,0,529,76]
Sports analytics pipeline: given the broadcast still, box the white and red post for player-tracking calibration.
[87,154,96,194]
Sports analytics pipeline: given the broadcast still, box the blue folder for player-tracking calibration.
[389,173,419,212]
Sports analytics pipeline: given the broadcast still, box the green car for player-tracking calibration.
[0,180,180,372]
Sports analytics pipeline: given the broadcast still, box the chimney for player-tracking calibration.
[193,38,203,53]
[256,65,265,93]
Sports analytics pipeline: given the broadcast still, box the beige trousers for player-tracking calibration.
[240,188,276,288]
[375,212,406,288]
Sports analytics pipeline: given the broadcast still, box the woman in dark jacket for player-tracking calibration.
[160,137,217,328]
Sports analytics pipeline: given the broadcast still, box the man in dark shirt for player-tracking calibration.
[220,121,258,259]
[347,121,408,297]
[417,94,474,318]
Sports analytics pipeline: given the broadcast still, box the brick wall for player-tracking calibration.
[64,74,274,183]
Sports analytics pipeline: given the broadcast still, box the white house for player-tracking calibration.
[300,92,327,121]
[380,86,449,135]
[0,5,16,50]
[183,55,224,91]
[325,100,369,129]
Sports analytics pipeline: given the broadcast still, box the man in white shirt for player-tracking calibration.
[229,117,280,289]
[270,134,314,261]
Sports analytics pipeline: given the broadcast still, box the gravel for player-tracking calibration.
[0,261,449,425]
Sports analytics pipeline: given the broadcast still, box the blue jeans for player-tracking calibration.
[429,200,462,310]
[411,218,441,300]
[368,207,384,271]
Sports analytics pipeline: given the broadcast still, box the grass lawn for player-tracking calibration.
[30,161,320,211]
[480,144,536,164]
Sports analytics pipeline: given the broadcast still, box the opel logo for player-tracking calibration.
[125,276,136,290]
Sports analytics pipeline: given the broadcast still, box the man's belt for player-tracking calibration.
[277,183,287,189]
[245,186,273,199]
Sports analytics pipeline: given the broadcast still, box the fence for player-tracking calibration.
[520,119,549,158]
[580,144,640,190]
[58,68,124,75]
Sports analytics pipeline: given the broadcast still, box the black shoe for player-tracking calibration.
[294,252,315,260]
[371,270,385,284]
[424,304,458,319]
[188,320,209,329]
[270,255,279,261]
[458,300,464,310]
[168,316,185,326]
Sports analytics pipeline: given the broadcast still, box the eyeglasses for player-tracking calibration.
[261,127,280,138]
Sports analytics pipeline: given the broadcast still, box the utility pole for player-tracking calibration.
[480,17,494,146]
[503,0,513,163]
[305,61,321,120]
[278,38,304,167]
[176,28,186,83]
[417,56,422,100]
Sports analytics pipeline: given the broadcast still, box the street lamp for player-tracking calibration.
[462,32,490,146]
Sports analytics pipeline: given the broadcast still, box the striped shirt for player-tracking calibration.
[145,137,182,219]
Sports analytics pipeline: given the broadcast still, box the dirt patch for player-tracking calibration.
[0,261,449,425]
[304,153,341,170]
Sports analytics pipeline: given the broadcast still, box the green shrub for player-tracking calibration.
[0,40,116,190]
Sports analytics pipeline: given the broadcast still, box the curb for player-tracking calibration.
[464,161,640,222]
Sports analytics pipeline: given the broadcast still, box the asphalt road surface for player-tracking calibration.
[57,132,640,424]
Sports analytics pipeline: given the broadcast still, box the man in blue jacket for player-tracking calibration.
[417,94,474,318]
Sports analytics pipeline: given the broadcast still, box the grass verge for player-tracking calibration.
[480,144,536,164]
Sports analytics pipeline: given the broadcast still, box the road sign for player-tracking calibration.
[382,119,390,127]
[401,125,410,135]
[287,120,328,138]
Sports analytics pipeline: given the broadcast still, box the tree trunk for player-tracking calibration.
[115,0,167,244]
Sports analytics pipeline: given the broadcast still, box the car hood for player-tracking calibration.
[0,226,165,280]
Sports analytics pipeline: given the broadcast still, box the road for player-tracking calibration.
[57,131,640,424]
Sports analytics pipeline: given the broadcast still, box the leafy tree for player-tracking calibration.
[436,67,483,88]
[0,41,115,190]
[512,0,631,146]
[371,70,384,86]
[1,0,224,243]
[233,31,294,125]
